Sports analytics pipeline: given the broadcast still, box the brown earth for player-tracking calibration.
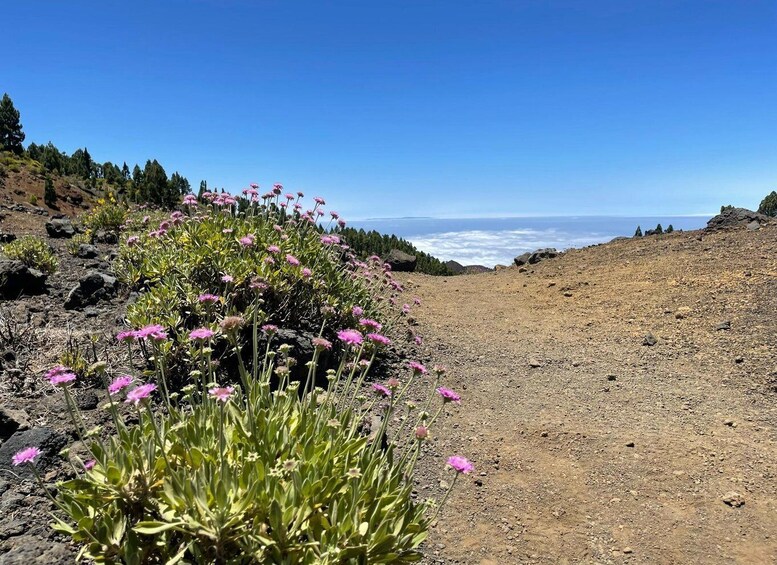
[406,226,777,564]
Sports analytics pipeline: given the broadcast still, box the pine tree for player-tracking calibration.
[0,94,25,154]
[634,225,642,237]
[44,176,57,207]
[666,224,674,233]
[198,180,207,199]
[758,190,777,217]
[655,223,663,234]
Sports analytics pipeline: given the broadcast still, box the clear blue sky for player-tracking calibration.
[3,1,776,219]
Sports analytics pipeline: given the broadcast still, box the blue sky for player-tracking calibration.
[3,1,776,219]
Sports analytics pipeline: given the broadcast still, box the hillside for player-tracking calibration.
[405,224,777,563]
[0,153,100,234]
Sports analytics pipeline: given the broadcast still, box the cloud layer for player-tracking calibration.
[407,228,617,267]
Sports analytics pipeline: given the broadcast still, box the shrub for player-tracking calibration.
[44,176,57,207]
[758,190,777,217]
[82,193,128,238]
[2,235,58,274]
[114,191,402,353]
[28,193,38,205]
[65,233,91,256]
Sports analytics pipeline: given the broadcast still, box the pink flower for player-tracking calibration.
[44,366,77,386]
[314,197,325,205]
[312,337,332,350]
[84,459,96,470]
[301,267,312,278]
[116,330,136,342]
[337,329,363,346]
[135,324,168,341]
[108,375,134,395]
[267,245,281,254]
[408,361,428,375]
[330,211,339,219]
[126,236,139,247]
[264,257,275,265]
[286,254,300,266]
[414,335,423,345]
[402,304,411,314]
[352,306,364,317]
[125,383,157,405]
[447,455,474,474]
[372,383,392,397]
[414,297,421,306]
[415,426,428,440]
[198,293,220,304]
[436,387,461,403]
[221,274,234,283]
[338,219,347,228]
[250,183,259,189]
[367,333,391,346]
[359,318,382,331]
[208,386,234,403]
[239,235,255,246]
[262,324,278,334]
[12,446,41,466]
[189,328,215,341]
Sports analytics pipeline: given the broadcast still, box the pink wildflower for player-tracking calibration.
[367,333,391,346]
[135,324,167,341]
[408,361,428,375]
[239,234,255,246]
[267,245,281,254]
[286,254,300,266]
[372,383,392,397]
[189,328,215,341]
[352,306,364,317]
[262,324,278,334]
[436,387,461,403]
[126,236,139,246]
[312,337,332,350]
[359,318,382,331]
[84,459,96,470]
[108,375,134,395]
[301,267,312,278]
[314,197,325,205]
[116,330,136,342]
[414,335,423,345]
[221,274,234,283]
[45,366,77,386]
[12,446,41,466]
[198,293,220,304]
[337,329,363,346]
[415,426,429,440]
[125,383,157,405]
[414,297,421,306]
[208,386,234,403]
[447,455,475,474]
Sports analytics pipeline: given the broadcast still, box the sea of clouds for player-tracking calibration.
[406,228,618,268]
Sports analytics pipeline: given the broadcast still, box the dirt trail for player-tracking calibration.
[406,227,777,564]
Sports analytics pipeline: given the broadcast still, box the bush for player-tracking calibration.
[758,191,777,217]
[65,233,91,256]
[114,192,401,350]
[44,176,57,207]
[82,193,128,238]
[28,193,38,205]
[2,235,58,274]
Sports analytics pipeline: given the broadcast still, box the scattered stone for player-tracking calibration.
[0,427,67,477]
[93,229,119,244]
[529,248,558,264]
[715,320,731,331]
[642,333,657,346]
[734,356,744,364]
[563,291,573,297]
[45,217,76,238]
[0,406,31,439]
[528,358,544,368]
[675,306,691,319]
[76,244,99,259]
[384,249,417,272]
[76,390,100,410]
[723,419,736,427]
[722,491,745,507]
[513,252,532,267]
[64,271,118,310]
[626,441,635,447]
[746,220,760,231]
[623,547,634,554]
[0,260,47,299]
[540,431,549,437]
[607,374,617,381]
[0,232,16,244]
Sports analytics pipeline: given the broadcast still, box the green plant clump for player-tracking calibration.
[1,235,58,274]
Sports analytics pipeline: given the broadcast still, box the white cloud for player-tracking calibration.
[406,228,617,267]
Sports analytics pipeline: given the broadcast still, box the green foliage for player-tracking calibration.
[65,233,92,256]
[55,351,429,563]
[666,224,674,233]
[44,175,57,207]
[0,93,25,154]
[634,225,642,237]
[655,223,663,235]
[720,204,734,213]
[339,228,453,276]
[758,190,777,217]
[115,200,397,341]
[2,235,58,274]
[28,194,38,205]
[82,194,129,237]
